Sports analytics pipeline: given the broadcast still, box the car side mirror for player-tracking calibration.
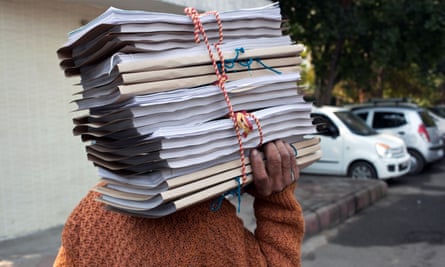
[316,122,339,138]
[312,114,339,138]
[327,124,339,138]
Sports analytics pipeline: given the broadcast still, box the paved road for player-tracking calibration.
[302,157,445,267]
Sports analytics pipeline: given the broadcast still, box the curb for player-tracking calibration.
[303,180,388,238]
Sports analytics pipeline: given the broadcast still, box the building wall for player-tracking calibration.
[0,0,103,241]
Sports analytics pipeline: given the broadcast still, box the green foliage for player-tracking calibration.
[277,0,445,105]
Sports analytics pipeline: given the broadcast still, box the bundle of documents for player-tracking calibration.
[57,3,321,217]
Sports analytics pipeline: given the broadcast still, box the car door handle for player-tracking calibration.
[398,131,405,135]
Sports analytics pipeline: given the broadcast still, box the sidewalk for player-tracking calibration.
[234,174,387,236]
[0,175,387,267]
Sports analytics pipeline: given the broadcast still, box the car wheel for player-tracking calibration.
[348,161,377,179]
[408,149,425,175]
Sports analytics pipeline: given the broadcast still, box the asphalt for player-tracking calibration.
[0,175,388,267]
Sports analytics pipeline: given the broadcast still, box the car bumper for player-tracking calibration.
[374,155,411,179]
[425,145,444,162]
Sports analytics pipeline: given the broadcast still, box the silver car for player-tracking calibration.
[350,103,443,174]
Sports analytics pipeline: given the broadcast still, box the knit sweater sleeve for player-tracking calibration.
[252,182,305,267]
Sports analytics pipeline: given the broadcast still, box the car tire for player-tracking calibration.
[348,161,378,179]
[408,149,425,175]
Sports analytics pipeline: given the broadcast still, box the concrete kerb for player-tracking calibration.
[303,180,388,239]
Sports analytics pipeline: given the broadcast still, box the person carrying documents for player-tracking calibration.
[53,3,320,266]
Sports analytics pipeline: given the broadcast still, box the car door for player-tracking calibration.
[305,114,345,175]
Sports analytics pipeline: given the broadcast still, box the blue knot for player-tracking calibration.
[217,48,245,73]
[225,48,245,69]
[210,177,242,213]
[217,47,282,75]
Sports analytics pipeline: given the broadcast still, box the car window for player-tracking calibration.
[418,110,436,127]
[334,111,377,136]
[372,112,407,129]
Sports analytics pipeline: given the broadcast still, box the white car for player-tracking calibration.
[351,103,444,174]
[302,106,411,179]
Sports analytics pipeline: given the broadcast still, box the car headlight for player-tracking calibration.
[376,143,392,158]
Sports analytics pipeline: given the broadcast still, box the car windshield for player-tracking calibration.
[334,111,378,136]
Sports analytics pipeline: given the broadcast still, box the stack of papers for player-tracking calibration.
[97,137,322,218]
[57,3,321,217]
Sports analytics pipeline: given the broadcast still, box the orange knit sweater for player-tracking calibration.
[53,183,304,267]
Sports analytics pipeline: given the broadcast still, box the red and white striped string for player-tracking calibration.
[184,7,263,184]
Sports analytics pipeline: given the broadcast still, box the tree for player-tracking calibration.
[277,0,356,105]
[277,0,445,105]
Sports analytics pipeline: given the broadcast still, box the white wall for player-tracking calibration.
[0,0,103,240]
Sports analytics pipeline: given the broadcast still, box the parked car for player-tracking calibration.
[350,100,444,174]
[302,106,411,179]
[427,106,445,144]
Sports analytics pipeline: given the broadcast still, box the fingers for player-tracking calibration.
[249,140,298,197]
[249,148,271,196]
[274,140,293,186]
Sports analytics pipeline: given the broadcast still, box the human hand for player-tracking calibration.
[249,140,299,197]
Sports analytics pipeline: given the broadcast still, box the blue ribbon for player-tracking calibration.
[210,176,242,213]
[217,47,282,75]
